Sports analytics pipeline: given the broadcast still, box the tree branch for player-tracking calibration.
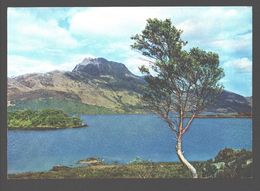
[181,113,196,135]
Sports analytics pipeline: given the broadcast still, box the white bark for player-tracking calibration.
[176,139,198,178]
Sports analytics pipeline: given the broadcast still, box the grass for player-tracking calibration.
[8,148,252,179]
[7,97,146,114]
[8,162,194,179]
[8,98,116,115]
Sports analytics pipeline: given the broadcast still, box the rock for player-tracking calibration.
[242,159,253,168]
[202,148,253,178]
[72,57,137,79]
[77,157,104,166]
[227,160,236,166]
[246,159,253,165]
[50,165,71,171]
[211,162,225,170]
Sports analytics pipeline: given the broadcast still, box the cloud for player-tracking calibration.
[69,7,173,37]
[8,53,95,77]
[123,53,153,76]
[219,57,252,96]
[178,7,251,39]
[8,55,59,77]
[223,57,252,73]
[209,33,252,56]
[69,7,252,39]
[8,8,78,53]
[176,7,252,62]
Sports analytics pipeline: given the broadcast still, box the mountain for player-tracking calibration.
[8,58,145,113]
[72,57,138,79]
[208,91,251,113]
[246,96,252,107]
[67,57,145,93]
[7,57,252,114]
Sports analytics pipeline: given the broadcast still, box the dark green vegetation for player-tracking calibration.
[8,148,252,179]
[8,98,115,115]
[8,109,86,129]
[7,98,252,117]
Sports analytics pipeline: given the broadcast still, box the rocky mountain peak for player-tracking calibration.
[79,57,107,65]
[72,57,136,79]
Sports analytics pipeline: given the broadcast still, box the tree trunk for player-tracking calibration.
[176,137,198,178]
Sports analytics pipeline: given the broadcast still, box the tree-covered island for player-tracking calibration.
[8,109,86,130]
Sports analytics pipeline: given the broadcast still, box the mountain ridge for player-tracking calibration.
[8,57,252,114]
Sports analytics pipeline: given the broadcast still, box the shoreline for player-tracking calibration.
[192,115,252,119]
[8,156,252,179]
[8,124,88,131]
[83,113,253,119]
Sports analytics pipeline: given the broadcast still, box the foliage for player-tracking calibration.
[8,109,85,129]
[131,18,224,133]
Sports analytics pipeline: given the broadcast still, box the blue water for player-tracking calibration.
[8,114,252,173]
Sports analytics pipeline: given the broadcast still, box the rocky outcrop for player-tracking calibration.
[201,148,252,178]
[77,157,104,166]
[50,165,71,171]
[72,57,139,79]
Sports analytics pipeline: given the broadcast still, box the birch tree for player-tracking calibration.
[131,18,224,178]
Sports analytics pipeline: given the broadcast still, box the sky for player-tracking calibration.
[7,7,252,96]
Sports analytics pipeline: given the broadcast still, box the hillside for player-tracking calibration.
[7,57,252,114]
[8,58,145,113]
[246,96,252,107]
[208,91,251,113]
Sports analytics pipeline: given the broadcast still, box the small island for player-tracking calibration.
[8,109,87,130]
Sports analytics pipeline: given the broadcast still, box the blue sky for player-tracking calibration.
[7,7,252,96]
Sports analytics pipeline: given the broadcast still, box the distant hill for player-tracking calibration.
[246,96,252,107]
[7,57,252,114]
[208,91,251,113]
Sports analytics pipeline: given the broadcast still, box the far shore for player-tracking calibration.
[192,115,252,119]
[8,124,88,131]
[87,112,253,118]
[7,113,251,131]
[65,112,252,118]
